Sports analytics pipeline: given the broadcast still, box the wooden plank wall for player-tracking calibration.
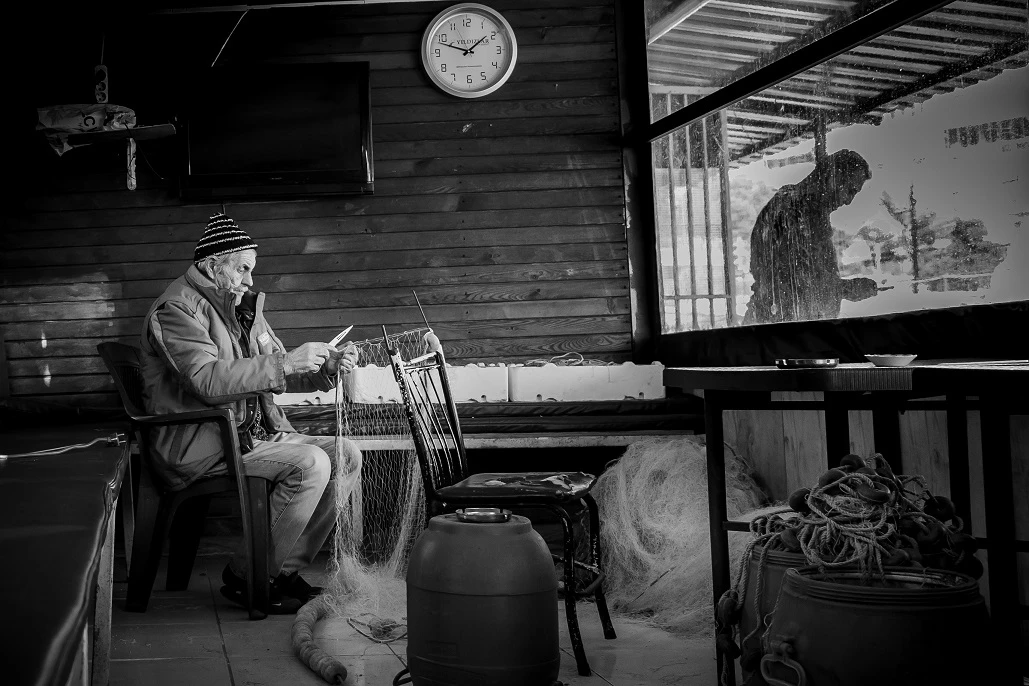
[1,0,629,409]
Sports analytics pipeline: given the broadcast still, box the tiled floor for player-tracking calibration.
[110,551,718,686]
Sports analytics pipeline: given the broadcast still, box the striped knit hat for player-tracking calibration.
[193,213,258,263]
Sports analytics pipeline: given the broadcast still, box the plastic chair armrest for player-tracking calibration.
[131,409,246,483]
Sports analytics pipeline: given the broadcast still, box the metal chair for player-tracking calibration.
[384,333,616,676]
[97,341,271,620]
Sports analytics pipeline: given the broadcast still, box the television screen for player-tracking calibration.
[179,61,373,199]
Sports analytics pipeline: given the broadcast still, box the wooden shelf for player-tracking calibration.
[66,123,176,146]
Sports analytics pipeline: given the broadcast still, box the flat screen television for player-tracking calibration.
[178,61,373,199]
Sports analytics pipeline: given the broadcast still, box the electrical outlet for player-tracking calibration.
[94,64,109,103]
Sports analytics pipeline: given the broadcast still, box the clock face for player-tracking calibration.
[422,4,517,99]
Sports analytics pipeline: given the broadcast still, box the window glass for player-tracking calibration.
[651,1,1029,332]
[645,0,878,125]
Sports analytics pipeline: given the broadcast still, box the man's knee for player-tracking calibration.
[286,443,331,489]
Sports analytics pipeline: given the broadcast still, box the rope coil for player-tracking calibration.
[716,453,979,686]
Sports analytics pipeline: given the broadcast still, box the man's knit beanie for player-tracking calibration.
[193,213,258,263]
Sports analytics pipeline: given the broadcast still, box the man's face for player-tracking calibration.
[836,174,868,207]
[212,250,256,305]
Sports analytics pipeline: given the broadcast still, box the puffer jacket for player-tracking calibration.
[140,265,336,490]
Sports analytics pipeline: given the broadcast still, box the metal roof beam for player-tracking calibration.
[642,0,953,143]
[729,33,1027,162]
[648,0,716,44]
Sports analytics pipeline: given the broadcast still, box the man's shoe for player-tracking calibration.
[274,571,323,603]
[219,564,302,615]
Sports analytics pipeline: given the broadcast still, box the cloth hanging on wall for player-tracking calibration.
[36,103,136,155]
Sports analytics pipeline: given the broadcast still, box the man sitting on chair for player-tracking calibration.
[139,212,360,614]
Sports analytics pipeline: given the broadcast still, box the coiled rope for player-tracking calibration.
[715,453,976,686]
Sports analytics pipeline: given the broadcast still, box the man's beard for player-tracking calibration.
[213,273,246,304]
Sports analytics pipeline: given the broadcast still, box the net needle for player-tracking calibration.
[411,290,432,330]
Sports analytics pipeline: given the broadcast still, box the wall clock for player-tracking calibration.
[422,3,518,99]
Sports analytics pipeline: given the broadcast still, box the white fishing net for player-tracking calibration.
[301,338,771,678]
[592,435,772,636]
[319,328,430,634]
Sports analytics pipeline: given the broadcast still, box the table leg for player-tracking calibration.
[871,395,903,473]
[978,396,1020,686]
[705,391,734,686]
[945,395,971,534]
[823,392,852,469]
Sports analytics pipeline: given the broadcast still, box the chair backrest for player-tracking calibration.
[385,337,469,504]
[97,341,148,419]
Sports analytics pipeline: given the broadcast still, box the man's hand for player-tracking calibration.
[841,277,879,302]
[284,342,335,375]
[324,342,359,376]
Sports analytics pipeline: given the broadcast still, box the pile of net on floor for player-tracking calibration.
[591,435,773,636]
[293,340,771,682]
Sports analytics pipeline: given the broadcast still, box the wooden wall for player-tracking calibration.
[1,0,630,409]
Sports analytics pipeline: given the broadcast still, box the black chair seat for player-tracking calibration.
[439,471,597,502]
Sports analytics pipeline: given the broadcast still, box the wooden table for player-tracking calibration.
[0,423,129,686]
[664,360,1028,686]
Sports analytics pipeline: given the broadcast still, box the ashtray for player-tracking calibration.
[775,358,839,369]
[864,354,917,367]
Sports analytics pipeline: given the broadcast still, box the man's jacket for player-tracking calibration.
[140,265,335,490]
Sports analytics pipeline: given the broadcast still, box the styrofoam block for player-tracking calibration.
[273,363,509,405]
[347,366,404,403]
[272,366,400,406]
[273,387,342,406]
[508,362,666,401]
[446,364,508,403]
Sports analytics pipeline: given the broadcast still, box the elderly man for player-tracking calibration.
[743,149,880,325]
[140,212,360,614]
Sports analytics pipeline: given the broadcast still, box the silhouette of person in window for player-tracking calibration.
[743,149,879,325]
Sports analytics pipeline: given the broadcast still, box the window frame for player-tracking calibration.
[623,0,980,357]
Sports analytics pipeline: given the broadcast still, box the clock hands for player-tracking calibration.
[442,36,487,56]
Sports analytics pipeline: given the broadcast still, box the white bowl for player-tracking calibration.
[864,354,917,367]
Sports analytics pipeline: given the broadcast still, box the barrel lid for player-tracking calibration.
[456,507,511,523]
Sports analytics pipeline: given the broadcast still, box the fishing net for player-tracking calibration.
[316,329,431,636]
[592,435,772,636]
[295,339,771,682]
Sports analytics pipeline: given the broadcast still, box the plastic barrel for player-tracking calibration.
[407,508,560,686]
[760,566,989,686]
[737,545,807,683]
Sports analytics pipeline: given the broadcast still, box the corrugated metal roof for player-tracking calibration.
[646,0,1028,165]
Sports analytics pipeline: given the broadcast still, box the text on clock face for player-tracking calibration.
[427,14,511,90]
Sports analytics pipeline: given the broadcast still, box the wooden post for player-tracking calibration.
[0,330,9,397]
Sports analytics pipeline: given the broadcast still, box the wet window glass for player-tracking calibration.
[650,1,1028,332]
[645,0,879,126]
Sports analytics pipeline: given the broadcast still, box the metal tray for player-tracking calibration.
[775,358,839,369]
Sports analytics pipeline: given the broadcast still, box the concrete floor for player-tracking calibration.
[109,549,719,686]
